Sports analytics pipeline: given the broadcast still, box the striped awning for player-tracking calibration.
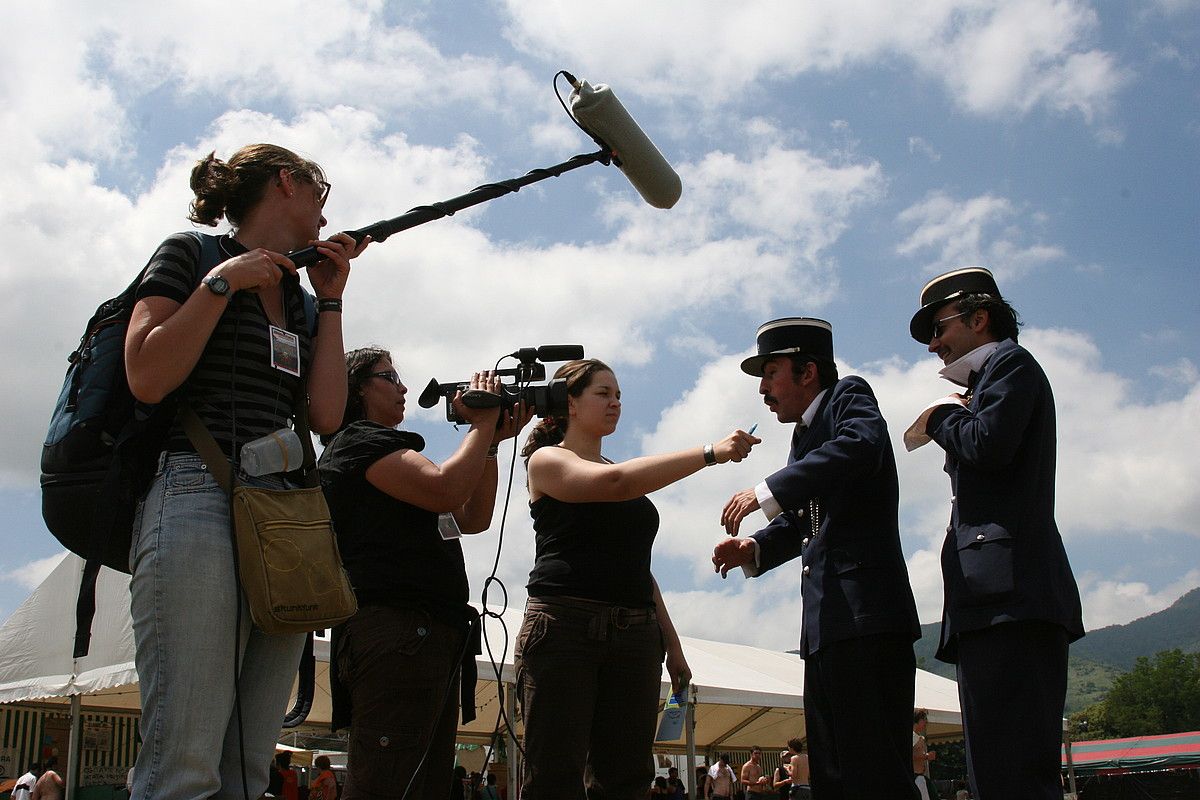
[1065,731,1200,776]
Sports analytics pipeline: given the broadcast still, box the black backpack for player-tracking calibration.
[40,231,222,655]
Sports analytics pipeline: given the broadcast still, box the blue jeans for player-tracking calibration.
[129,453,305,800]
[515,596,665,800]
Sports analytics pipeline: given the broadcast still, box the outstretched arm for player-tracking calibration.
[528,429,759,504]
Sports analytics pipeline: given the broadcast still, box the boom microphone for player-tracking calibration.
[568,78,683,209]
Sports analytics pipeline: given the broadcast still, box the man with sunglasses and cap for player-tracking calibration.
[906,267,1083,800]
[713,317,920,800]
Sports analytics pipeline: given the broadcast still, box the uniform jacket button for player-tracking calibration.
[976,533,986,541]
[802,566,811,576]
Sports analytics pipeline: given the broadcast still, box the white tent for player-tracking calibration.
[0,554,963,787]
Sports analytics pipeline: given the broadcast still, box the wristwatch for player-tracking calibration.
[202,274,231,298]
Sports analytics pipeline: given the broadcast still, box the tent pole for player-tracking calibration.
[506,681,519,800]
[66,694,82,800]
[1064,721,1078,798]
[685,684,697,796]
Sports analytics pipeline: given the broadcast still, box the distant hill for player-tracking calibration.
[912,587,1200,713]
[1070,586,1200,670]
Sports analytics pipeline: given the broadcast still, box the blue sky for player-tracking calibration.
[1,0,1198,651]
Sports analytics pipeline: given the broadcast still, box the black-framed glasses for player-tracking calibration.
[932,310,970,339]
[367,370,401,385]
[316,180,331,207]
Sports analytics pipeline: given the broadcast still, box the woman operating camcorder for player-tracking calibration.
[318,347,530,800]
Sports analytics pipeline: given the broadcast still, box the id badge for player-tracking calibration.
[269,325,301,376]
[438,512,463,540]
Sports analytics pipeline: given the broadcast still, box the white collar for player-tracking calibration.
[939,340,1005,387]
[801,388,828,427]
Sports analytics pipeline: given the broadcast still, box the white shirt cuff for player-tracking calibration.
[755,481,782,520]
[740,538,762,578]
[904,396,965,452]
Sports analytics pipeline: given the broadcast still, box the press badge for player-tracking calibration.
[438,512,462,540]
[269,325,301,377]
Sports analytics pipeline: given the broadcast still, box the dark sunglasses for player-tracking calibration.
[931,310,970,339]
[367,370,401,385]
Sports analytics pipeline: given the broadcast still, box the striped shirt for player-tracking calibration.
[135,232,315,456]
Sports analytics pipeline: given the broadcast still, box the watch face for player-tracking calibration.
[205,275,230,296]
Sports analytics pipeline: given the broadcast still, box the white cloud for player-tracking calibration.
[1030,329,1200,533]
[0,6,128,161]
[928,0,1124,121]
[0,1,545,166]
[908,137,941,163]
[1149,358,1199,386]
[895,191,1066,279]
[3,551,68,592]
[1077,569,1200,629]
[661,576,808,652]
[93,1,541,117]
[499,0,1126,121]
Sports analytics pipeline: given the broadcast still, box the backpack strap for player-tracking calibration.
[183,230,224,282]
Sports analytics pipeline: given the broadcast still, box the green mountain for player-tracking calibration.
[1070,586,1200,670]
[913,587,1200,714]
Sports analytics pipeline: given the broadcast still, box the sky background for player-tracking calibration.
[2,0,1198,654]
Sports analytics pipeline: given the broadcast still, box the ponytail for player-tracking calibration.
[520,358,612,460]
[188,143,325,228]
[521,417,564,459]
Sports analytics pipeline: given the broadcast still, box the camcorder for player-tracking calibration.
[418,345,584,425]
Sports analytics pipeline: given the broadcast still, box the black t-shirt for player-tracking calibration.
[775,766,790,799]
[135,232,314,455]
[526,493,659,607]
[319,420,469,616]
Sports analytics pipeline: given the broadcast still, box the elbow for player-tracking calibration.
[460,518,490,534]
[960,439,1018,471]
[127,374,168,406]
[309,409,344,437]
[423,486,475,514]
[604,469,644,502]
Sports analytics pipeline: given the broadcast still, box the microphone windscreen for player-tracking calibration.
[570,80,682,209]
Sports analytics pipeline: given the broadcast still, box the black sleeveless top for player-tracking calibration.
[526,493,659,607]
[319,421,468,619]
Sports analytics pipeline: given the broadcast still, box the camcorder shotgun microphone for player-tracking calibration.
[566,75,683,209]
[512,344,586,363]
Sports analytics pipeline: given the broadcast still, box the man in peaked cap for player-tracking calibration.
[907,267,1083,800]
[713,317,920,800]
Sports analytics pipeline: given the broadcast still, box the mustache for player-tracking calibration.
[763,394,778,405]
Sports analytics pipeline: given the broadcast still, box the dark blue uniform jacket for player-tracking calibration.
[750,376,920,657]
[926,339,1084,662]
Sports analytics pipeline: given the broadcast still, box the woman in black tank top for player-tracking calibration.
[515,359,761,800]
